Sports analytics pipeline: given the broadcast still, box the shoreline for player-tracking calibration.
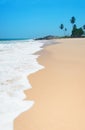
[0,39,45,130]
[14,38,85,130]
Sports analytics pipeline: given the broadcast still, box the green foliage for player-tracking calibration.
[70,17,84,37]
[71,27,84,37]
[65,28,67,31]
[70,16,76,25]
[73,24,77,29]
[59,16,84,38]
[83,25,85,29]
[59,24,64,30]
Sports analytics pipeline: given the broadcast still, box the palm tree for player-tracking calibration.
[70,16,76,25]
[64,28,67,36]
[65,28,67,31]
[73,24,77,29]
[60,24,64,30]
[83,25,85,30]
[59,24,64,36]
[83,25,85,35]
[70,16,76,37]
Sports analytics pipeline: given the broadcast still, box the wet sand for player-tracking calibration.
[14,38,85,130]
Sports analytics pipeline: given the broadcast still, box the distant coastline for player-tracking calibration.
[1,34,85,42]
[35,35,85,40]
[35,35,59,40]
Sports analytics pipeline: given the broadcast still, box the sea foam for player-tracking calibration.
[0,39,45,130]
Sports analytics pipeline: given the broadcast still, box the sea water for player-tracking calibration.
[0,39,45,130]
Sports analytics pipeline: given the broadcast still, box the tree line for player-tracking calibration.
[59,16,85,38]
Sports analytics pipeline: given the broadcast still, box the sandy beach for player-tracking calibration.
[14,38,85,130]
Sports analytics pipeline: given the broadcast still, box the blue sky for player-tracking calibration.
[0,0,85,39]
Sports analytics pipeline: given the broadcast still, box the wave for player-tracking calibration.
[0,39,45,130]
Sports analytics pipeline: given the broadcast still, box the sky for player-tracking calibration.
[0,0,85,39]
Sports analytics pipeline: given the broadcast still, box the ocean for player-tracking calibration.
[0,39,45,130]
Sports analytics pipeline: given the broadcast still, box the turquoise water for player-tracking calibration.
[0,38,29,41]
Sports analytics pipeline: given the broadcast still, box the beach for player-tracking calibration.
[0,40,44,130]
[14,38,85,130]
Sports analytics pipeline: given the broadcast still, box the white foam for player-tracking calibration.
[0,39,45,130]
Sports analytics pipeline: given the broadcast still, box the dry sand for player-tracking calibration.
[14,38,85,130]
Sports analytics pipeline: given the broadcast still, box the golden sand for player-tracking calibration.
[14,38,85,130]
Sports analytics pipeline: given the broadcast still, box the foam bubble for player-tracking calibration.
[0,39,45,130]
